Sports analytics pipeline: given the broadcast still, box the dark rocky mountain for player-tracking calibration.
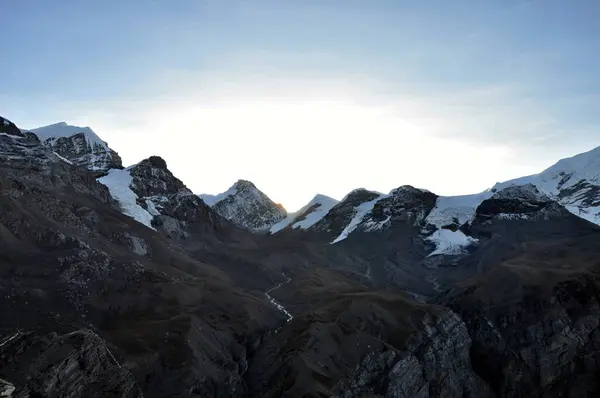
[200,179,287,231]
[2,115,600,397]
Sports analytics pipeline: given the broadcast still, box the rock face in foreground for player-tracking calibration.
[334,309,492,398]
[0,330,142,398]
[248,289,491,397]
[439,265,600,397]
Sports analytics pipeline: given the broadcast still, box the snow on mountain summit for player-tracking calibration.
[489,145,600,224]
[200,180,287,231]
[270,194,339,233]
[28,122,122,171]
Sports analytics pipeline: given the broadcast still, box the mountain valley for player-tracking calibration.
[1,117,600,397]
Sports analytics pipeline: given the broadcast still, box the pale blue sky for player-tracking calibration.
[2,1,600,210]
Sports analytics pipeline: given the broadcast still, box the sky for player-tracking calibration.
[2,0,600,211]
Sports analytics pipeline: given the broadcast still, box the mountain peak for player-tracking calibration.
[28,121,122,172]
[139,155,168,170]
[233,179,256,190]
[200,180,286,230]
[270,193,339,234]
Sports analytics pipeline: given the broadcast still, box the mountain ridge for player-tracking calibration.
[3,114,600,397]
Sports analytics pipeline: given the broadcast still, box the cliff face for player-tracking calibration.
[0,330,142,398]
[439,269,600,398]
[334,309,493,398]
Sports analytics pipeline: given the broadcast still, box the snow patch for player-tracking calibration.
[425,229,478,256]
[199,184,238,207]
[332,195,386,244]
[53,151,73,164]
[97,169,155,229]
[145,199,161,216]
[362,215,392,231]
[0,132,22,139]
[426,191,493,229]
[271,194,339,233]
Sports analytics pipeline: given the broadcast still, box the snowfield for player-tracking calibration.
[271,194,339,233]
[425,229,478,256]
[332,194,387,244]
[97,168,155,229]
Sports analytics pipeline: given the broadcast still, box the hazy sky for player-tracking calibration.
[2,1,600,210]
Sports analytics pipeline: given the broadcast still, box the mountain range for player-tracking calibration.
[1,116,600,397]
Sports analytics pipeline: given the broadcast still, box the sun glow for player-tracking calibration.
[83,94,519,212]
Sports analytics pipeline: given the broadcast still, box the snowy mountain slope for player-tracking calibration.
[200,180,287,230]
[97,167,155,229]
[200,185,238,207]
[97,156,214,235]
[426,146,600,230]
[425,191,493,230]
[28,122,122,171]
[492,145,600,224]
[309,188,382,239]
[331,194,387,243]
[270,194,339,234]
[306,185,436,244]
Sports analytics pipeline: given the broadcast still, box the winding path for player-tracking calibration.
[265,273,293,322]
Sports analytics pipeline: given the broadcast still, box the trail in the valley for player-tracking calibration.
[265,273,293,322]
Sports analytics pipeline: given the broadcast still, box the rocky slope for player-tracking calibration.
[27,122,123,172]
[200,180,287,231]
[0,116,288,396]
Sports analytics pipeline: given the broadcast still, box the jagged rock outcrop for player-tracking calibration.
[333,310,492,398]
[201,180,287,231]
[0,330,142,398]
[367,185,438,231]
[28,122,122,172]
[129,156,191,198]
[474,184,562,223]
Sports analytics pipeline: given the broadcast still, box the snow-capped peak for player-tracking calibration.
[27,122,122,171]
[270,194,339,233]
[29,122,109,150]
[200,180,286,230]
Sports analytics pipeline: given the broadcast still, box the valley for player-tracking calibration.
[1,116,600,397]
